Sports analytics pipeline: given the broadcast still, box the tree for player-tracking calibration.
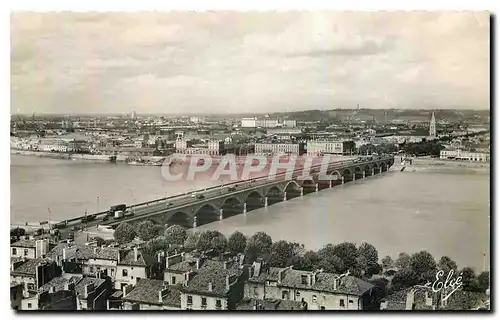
[92,237,106,246]
[164,225,187,245]
[357,242,380,276]
[391,268,418,291]
[317,244,345,274]
[142,236,170,256]
[184,232,201,252]
[136,221,162,241]
[10,228,25,238]
[409,251,437,283]
[381,256,395,270]
[244,232,273,263]
[269,241,304,268]
[477,271,490,292]
[228,231,247,255]
[437,256,458,275]
[294,250,320,271]
[395,252,411,269]
[114,222,136,244]
[332,242,358,273]
[460,267,477,291]
[197,230,227,254]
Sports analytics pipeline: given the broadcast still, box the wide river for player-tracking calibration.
[11,154,490,271]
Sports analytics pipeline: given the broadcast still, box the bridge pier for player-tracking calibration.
[342,176,345,184]
[219,209,223,220]
[363,172,366,179]
[243,203,247,214]
[264,197,268,207]
[372,168,375,176]
[193,216,197,228]
[283,192,287,202]
[300,188,304,196]
[329,179,332,188]
[315,183,319,192]
[353,174,356,181]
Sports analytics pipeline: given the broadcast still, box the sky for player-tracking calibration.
[10,11,490,115]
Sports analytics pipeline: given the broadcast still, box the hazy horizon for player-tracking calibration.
[11,12,490,114]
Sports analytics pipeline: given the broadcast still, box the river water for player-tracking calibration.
[10,154,490,271]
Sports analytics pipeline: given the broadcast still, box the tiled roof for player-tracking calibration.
[74,277,107,298]
[181,260,243,297]
[166,258,198,273]
[48,243,120,261]
[11,257,25,264]
[119,249,156,267]
[236,298,307,311]
[249,267,374,296]
[11,257,53,276]
[123,279,181,308]
[11,239,36,248]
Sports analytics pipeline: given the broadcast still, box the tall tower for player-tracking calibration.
[429,112,436,138]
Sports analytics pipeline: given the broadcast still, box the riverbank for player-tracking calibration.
[393,156,489,173]
[10,149,165,163]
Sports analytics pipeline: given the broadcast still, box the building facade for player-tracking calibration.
[440,149,490,162]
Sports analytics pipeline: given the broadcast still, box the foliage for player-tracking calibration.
[244,232,273,263]
[114,222,137,244]
[92,237,106,246]
[183,232,201,252]
[477,271,490,292]
[460,267,479,292]
[358,143,398,155]
[197,230,228,254]
[409,251,437,283]
[381,256,395,270]
[402,141,444,157]
[228,231,247,255]
[136,220,162,241]
[391,268,418,291]
[164,225,187,245]
[11,228,26,238]
[332,242,358,273]
[395,252,411,269]
[317,244,345,274]
[142,236,170,256]
[293,250,321,272]
[357,242,380,276]
[268,240,305,268]
[437,256,458,275]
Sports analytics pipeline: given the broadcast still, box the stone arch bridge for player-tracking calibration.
[105,156,394,229]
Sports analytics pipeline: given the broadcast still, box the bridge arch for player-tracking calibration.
[363,165,372,176]
[284,180,302,200]
[381,162,388,172]
[166,211,192,229]
[195,203,221,227]
[342,168,353,182]
[244,190,266,212]
[221,196,245,219]
[284,180,301,192]
[353,166,364,179]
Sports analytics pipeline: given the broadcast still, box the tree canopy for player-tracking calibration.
[164,225,188,245]
[228,231,247,255]
[114,222,137,244]
[244,232,272,263]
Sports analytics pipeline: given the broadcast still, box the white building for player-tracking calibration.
[254,142,304,155]
[306,140,355,156]
[241,118,257,128]
[440,149,490,162]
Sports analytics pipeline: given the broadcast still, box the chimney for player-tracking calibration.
[134,247,138,262]
[158,287,169,303]
[196,258,202,269]
[223,261,228,270]
[157,252,163,264]
[333,278,338,290]
[311,269,322,286]
[84,283,95,299]
[63,282,75,291]
[49,285,56,294]
[93,247,98,254]
[208,282,213,292]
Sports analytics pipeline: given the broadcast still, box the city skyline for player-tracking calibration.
[11,11,490,114]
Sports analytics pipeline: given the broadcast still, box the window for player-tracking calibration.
[187,296,193,305]
[131,276,134,279]
[320,306,325,310]
[216,300,222,309]
[136,277,140,281]
[340,299,345,307]
[296,291,300,298]
[122,270,128,277]
[201,297,207,307]
[12,248,17,255]
[282,290,289,300]
[171,276,176,285]
[349,300,354,304]
[27,303,32,309]
[301,275,308,285]
[24,249,28,256]
[312,295,317,303]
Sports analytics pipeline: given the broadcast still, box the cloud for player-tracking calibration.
[10,11,490,114]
